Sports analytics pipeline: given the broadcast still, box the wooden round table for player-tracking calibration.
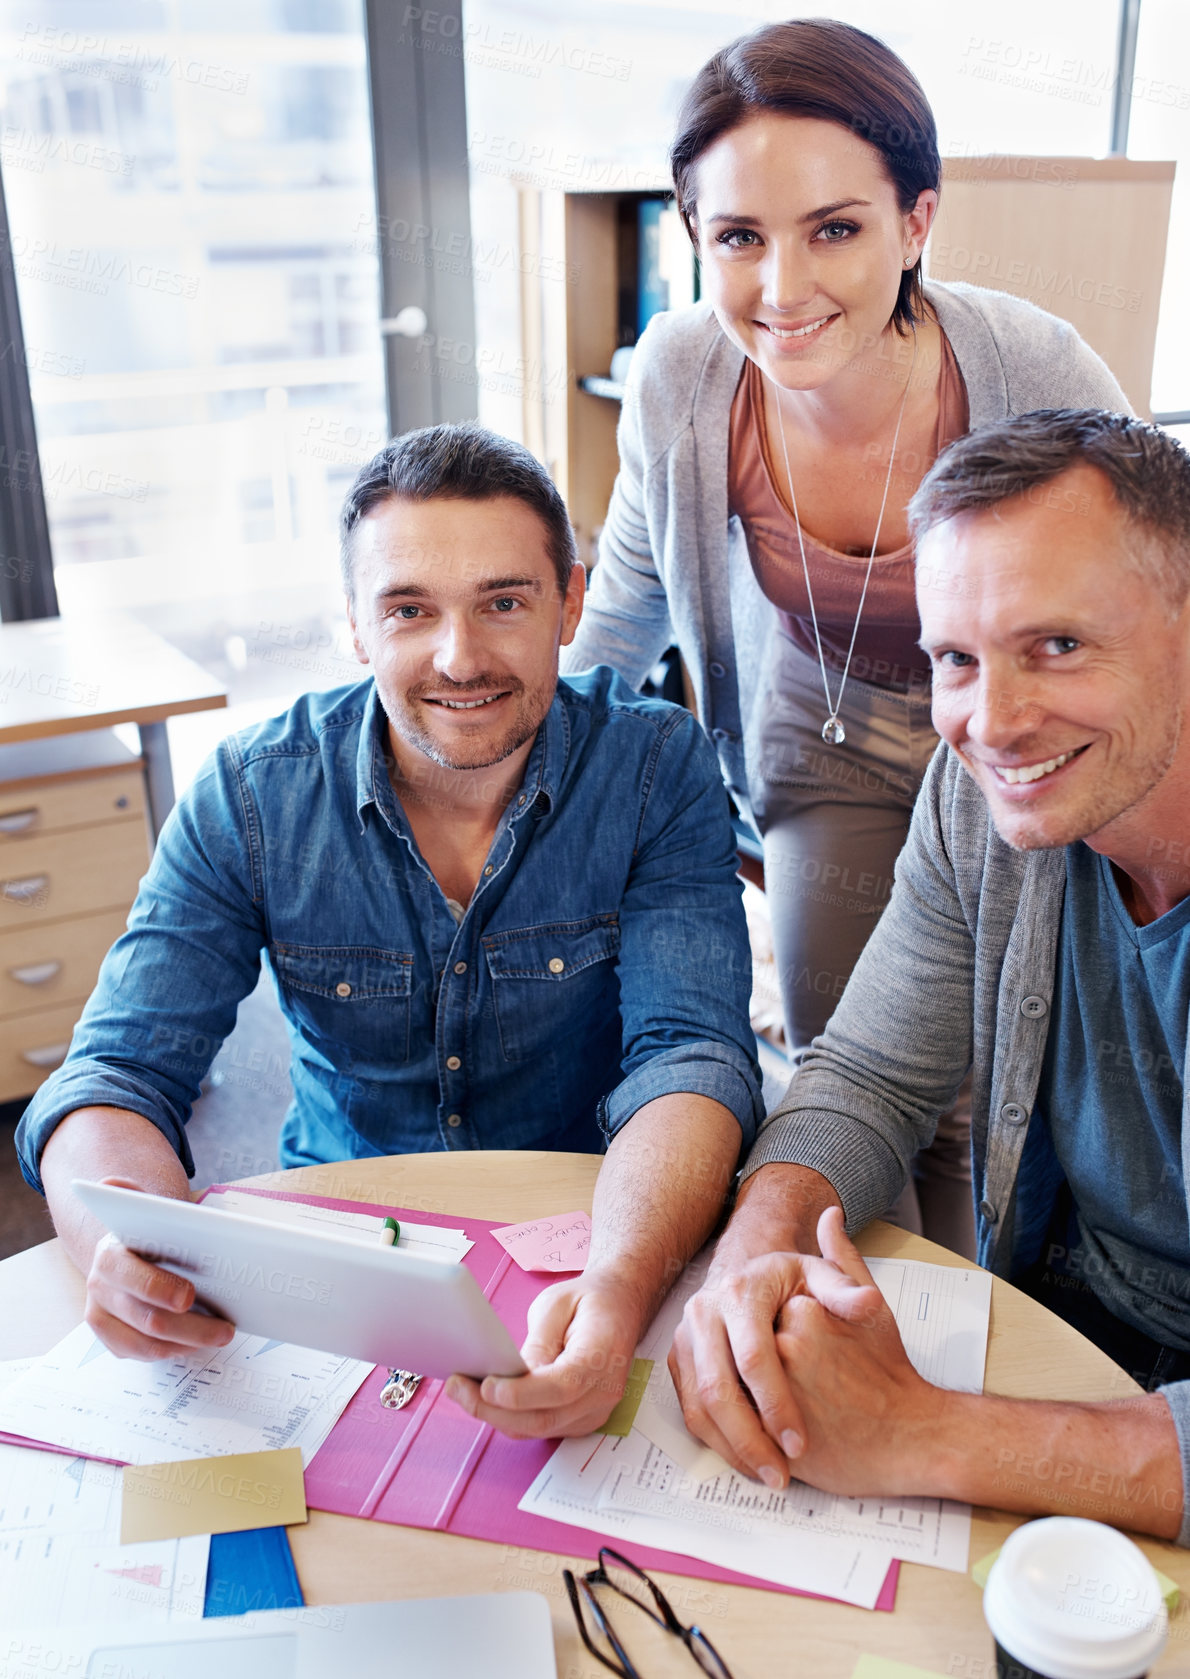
[4,1151,1188,1676]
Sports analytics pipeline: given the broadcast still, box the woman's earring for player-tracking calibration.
[904,254,914,268]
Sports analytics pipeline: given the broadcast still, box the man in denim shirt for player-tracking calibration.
[21,423,762,1440]
[671,411,1190,1544]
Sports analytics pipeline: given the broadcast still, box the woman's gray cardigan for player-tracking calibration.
[560,281,1130,827]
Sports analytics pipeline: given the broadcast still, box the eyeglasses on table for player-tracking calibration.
[564,1546,735,1678]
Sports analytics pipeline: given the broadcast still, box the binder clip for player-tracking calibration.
[380,1368,423,1410]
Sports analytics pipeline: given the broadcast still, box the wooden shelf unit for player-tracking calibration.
[518,180,669,566]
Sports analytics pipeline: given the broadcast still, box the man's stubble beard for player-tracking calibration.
[986,711,1183,855]
[404,709,541,772]
[385,677,550,774]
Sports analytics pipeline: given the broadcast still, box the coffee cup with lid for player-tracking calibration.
[983,1516,1168,1679]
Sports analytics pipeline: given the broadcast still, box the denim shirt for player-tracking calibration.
[18,670,762,1189]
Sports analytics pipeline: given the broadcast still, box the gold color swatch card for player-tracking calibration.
[120,1446,307,1543]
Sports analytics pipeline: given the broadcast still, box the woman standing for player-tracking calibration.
[561,19,1128,1249]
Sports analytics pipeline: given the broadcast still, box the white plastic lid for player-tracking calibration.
[984,1518,1168,1679]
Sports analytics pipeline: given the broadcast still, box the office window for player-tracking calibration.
[0,0,385,772]
[1127,0,1190,417]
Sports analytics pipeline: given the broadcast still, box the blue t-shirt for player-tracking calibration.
[1035,843,1190,1347]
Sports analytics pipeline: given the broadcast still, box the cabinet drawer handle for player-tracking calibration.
[2,875,48,904]
[0,808,39,835]
[9,960,62,986]
[21,1042,70,1069]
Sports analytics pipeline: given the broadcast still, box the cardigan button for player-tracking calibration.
[709,661,727,678]
[1020,995,1048,1018]
[980,1199,998,1222]
[1000,1103,1027,1126]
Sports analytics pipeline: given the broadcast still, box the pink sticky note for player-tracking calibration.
[491,1211,592,1272]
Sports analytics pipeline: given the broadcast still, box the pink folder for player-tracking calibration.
[207,1183,899,1611]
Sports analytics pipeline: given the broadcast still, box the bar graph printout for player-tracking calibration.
[0,1324,373,1467]
[520,1255,990,1595]
[0,1440,209,1630]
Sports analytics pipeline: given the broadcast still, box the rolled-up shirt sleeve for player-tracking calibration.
[16,738,266,1193]
[602,708,763,1149]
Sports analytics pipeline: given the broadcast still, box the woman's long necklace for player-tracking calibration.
[773,331,918,746]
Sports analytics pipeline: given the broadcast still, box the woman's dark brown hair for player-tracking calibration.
[670,17,941,335]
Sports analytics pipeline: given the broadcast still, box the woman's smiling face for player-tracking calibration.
[689,112,936,390]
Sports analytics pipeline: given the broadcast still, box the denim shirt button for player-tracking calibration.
[446,1112,463,1128]
[1020,995,1047,1018]
[453,960,467,975]
[446,1054,461,1071]
[709,661,727,678]
[980,1198,998,1222]
[548,957,565,974]
[335,981,351,998]
[1000,1102,1027,1126]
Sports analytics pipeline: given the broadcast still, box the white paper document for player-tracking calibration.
[519,1252,991,1601]
[598,1431,970,1573]
[0,1323,373,1467]
[521,1429,895,1608]
[0,1358,33,1394]
[208,1188,474,1262]
[0,1440,208,1630]
[868,1257,992,1394]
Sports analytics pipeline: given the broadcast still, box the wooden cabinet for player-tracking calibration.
[0,733,150,1102]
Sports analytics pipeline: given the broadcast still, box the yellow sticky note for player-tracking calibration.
[852,1658,950,1679]
[1154,1566,1180,1612]
[971,1545,1001,1590]
[597,1358,653,1437]
[120,1447,307,1543]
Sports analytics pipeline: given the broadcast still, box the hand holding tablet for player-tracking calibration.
[71,1180,527,1380]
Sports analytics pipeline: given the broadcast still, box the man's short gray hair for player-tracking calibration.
[909,408,1190,606]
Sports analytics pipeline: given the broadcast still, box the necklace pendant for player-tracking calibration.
[822,716,846,746]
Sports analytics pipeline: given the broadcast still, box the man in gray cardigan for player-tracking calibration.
[670,409,1190,1544]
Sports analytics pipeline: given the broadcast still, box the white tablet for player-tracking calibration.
[0,1594,557,1679]
[72,1180,527,1380]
